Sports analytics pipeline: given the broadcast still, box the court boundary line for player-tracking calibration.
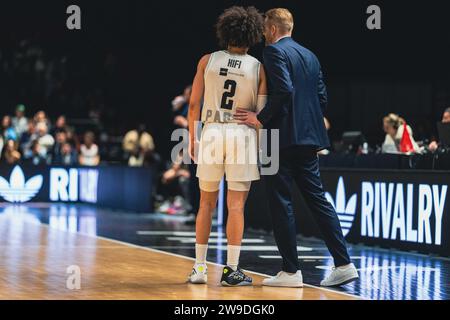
[37,223,363,300]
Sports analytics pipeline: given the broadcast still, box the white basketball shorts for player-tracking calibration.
[196,122,260,185]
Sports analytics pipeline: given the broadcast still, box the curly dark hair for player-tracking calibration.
[215,6,264,49]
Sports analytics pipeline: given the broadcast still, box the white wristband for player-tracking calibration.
[256,95,268,113]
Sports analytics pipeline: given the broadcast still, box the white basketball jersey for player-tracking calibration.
[202,50,260,123]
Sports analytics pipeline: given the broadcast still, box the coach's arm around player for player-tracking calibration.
[233,64,267,128]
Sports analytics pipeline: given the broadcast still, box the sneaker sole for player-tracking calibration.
[220,281,252,287]
[321,276,359,287]
[262,282,304,288]
[188,280,207,284]
[188,277,207,284]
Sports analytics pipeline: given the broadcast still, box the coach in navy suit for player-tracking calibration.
[235,8,358,287]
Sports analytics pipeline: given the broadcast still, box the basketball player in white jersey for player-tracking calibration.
[187,6,267,286]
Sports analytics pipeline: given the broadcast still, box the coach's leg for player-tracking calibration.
[293,151,359,286]
[264,166,299,274]
[293,151,351,267]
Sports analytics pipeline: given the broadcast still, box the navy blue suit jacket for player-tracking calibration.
[257,37,330,150]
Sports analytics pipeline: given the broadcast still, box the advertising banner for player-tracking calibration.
[246,169,450,256]
[0,165,153,212]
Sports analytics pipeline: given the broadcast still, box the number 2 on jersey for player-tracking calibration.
[220,79,237,110]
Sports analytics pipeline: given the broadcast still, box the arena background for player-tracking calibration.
[1,0,450,302]
[1,0,449,160]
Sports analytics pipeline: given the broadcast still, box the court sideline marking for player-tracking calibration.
[35,221,363,300]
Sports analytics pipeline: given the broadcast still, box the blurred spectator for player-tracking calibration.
[429,107,450,152]
[35,122,55,160]
[79,131,100,166]
[59,143,78,166]
[51,115,69,135]
[24,140,47,166]
[157,153,192,215]
[34,110,51,130]
[0,136,3,156]
[66,127,80,151]
[172,85,191,129]
[51,130,68,164]
[122,124,155,166]
[172,85,200,219]
[2,140,21,164]
[443,108,450,123]
[2,115,18,142]
[20,119,37,157]
[12,104,28,138]
[382,113,419,153]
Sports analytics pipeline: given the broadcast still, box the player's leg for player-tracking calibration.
[220,182,253,286]
[188,181,220,284]
[225,188,247,247]
[196,186,219,245]
[189,122,225,284]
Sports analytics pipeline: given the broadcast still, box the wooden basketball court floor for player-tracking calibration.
[0,209,357,300]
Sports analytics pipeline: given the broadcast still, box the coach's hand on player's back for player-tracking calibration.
[234,108,262,128]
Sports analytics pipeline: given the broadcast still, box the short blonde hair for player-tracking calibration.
[265,8,294,32]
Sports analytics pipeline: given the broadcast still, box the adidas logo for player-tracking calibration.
[0,166,43,203]
[325,177,357,237]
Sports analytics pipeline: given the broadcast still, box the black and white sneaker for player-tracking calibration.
[220,266,252,286]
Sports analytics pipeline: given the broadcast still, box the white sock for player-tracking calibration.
[195,244,208,265]
[227,245,241,271]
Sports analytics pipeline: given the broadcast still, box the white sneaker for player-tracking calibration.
[157,200,171,213]
[320,263,359,287]
[262,271,303,288]
[188,263,208,284]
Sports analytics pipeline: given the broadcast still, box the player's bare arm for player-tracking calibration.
[188,54,210,161]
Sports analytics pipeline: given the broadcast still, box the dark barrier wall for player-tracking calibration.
[95,166,154,212]
[0,164,153,212]
[246,169,450,257]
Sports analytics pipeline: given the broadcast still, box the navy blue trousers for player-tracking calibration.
[264,146,351,273]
